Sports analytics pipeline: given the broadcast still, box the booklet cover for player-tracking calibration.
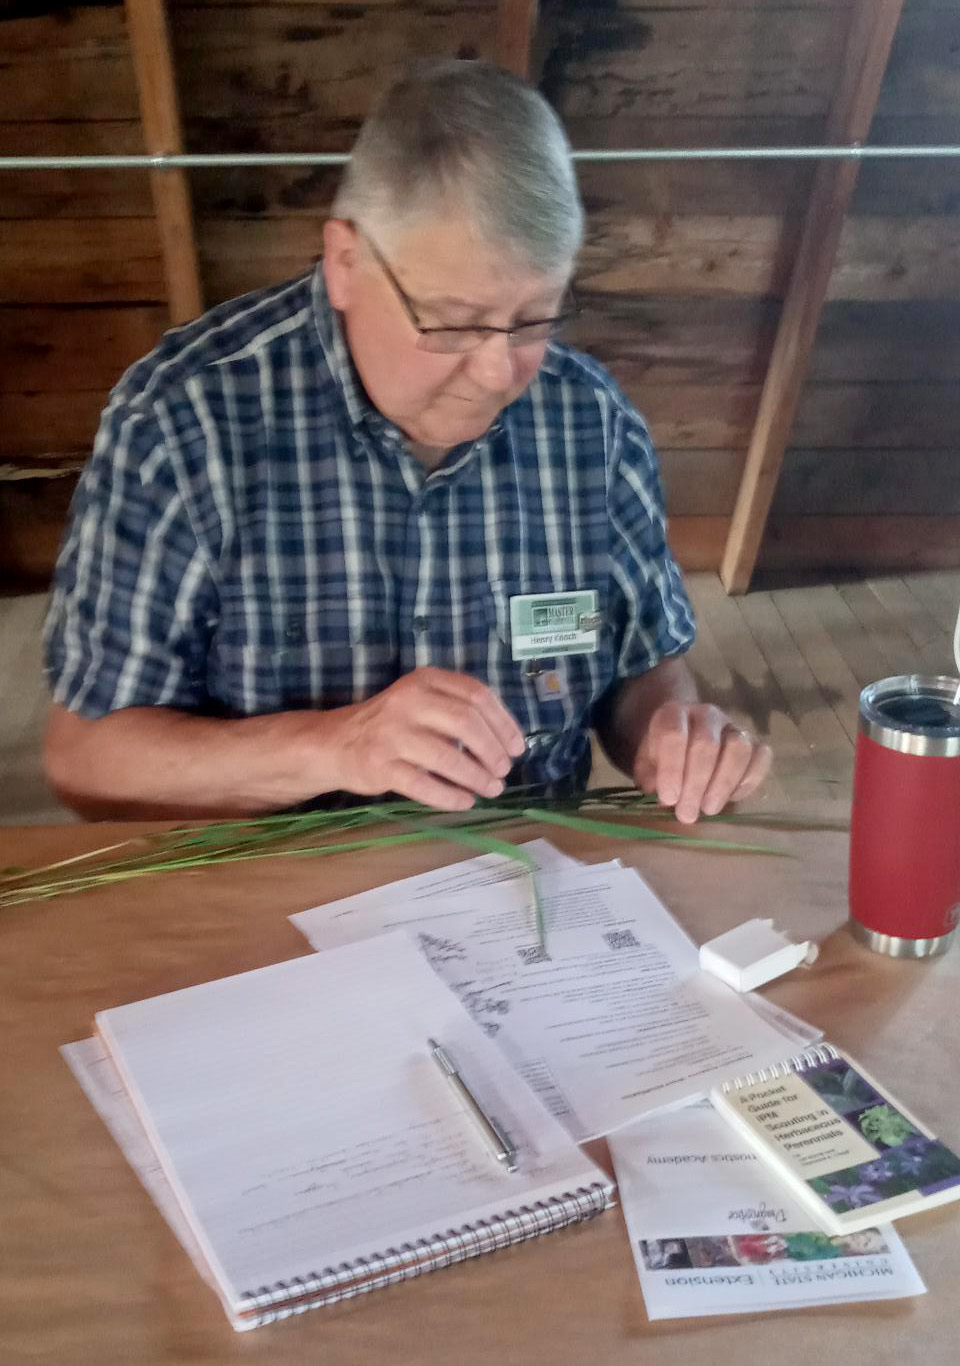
[710,1046,960,1235]
[610,1100,925,1320]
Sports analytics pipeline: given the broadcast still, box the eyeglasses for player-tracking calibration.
[355,225,578,355]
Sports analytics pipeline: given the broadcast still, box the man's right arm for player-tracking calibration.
[44,667,526,820]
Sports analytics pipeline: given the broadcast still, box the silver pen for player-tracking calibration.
[427,1037,519,1173]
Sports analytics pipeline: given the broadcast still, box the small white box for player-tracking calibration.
[699,918,818,992]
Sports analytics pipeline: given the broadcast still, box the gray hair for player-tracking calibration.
[331,59,583,275]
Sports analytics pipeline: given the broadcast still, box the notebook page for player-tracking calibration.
[95,932,602,1315]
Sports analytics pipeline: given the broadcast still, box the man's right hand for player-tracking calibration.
[321,667,526,811]
[43,670,526,820]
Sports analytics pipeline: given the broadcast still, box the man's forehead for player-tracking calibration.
[386,219,570,307]
[419,281,564,310]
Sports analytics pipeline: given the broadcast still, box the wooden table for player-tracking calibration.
[2,816,958,1366]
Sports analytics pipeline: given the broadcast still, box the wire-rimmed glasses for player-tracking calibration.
[355,224,578,355]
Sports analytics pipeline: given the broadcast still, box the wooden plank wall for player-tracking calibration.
[769,0,960,574]
[547,0,960,574]
[1,0,958,585]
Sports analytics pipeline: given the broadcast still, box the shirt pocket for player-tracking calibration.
[272,598,399,709]
[209,591,398,714]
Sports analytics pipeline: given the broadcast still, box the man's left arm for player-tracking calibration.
[593,656,772,824]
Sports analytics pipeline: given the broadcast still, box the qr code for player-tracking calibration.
[517,944,551,965]
[604,929,639,951]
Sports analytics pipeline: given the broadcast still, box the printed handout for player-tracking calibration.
[291,859,819,1141]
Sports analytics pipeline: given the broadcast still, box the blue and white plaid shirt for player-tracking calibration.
[45,268,694,791]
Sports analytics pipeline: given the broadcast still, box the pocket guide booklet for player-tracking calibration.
[610,1100,924,1320]
[710,1044,960,1235]
[65,932,614,1331]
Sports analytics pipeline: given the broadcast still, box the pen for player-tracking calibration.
[427,1037,519,1173]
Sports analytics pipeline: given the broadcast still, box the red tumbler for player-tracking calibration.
[849,675,960,958]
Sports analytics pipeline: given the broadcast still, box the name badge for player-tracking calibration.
[509,590,601,660]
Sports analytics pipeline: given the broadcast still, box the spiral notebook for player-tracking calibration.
[710,1043,960,1235]
[70,932,613,1331]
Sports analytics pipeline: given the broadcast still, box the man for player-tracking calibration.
[44,60,771,820]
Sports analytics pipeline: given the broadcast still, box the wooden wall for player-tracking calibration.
[1,0,958,586]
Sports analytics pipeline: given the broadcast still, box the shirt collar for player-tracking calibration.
[310,263,380,433]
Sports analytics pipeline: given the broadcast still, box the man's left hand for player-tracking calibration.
[632,700,772,825]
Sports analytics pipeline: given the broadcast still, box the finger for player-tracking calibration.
[729,740,773,802]
[387,760,478,812]
[632,750,658,796]
[674,709,727,824]
[402,731,506,800]
[418,668,525,757]
[641,703,690,806]
[419,693,518,779]
[700,727,756,816]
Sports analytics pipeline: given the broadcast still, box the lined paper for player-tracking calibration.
[92,932,602,1318]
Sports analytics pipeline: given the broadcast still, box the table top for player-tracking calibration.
[2,814,958,1366]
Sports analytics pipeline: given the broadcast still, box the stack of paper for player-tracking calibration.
[290,841,820,1142]
[65,836,926,1325]
[289,839,925,1319]
[64,931,612,1330]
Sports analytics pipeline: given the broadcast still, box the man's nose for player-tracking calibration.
[464,331,516,393]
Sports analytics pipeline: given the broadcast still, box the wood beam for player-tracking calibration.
[124,0,204,324]
[719,0,905,594]
[496,0,540,78]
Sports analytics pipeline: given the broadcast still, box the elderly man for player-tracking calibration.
[44,59,770,820]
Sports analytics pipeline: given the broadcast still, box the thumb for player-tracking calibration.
[633,701,690,802]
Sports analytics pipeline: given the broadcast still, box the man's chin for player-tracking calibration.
[427,413,498,446]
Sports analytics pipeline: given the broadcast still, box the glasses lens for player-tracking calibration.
[416,316,570,355]
[417,330,484,355]
[507,320,559,347]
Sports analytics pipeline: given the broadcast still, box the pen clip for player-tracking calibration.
[428,1037,457,1076]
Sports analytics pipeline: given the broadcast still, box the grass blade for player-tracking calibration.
[398,820,547,950]
[520,808,787,855]
[1,785,813,912]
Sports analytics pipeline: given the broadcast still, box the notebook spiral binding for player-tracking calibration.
[237,1182,612,1327]
[719,1043,840,1094]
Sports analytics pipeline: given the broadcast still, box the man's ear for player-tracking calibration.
[322,218,359,310]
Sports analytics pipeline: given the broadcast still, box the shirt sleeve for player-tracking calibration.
[44,393,218,717]
[605,407,696,677]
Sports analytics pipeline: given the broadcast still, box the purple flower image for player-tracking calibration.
[858,1159,896,1184]
[811,1135,960,1213]
[894,1144,927,1177]
[823,1181,880,1210]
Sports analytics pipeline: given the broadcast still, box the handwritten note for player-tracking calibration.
[75,932,602,1323]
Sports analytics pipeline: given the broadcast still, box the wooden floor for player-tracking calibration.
[1,569,958,825]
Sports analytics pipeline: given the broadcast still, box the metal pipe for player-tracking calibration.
[2,145,960,171]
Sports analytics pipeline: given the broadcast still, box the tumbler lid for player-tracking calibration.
[860,675,960,756]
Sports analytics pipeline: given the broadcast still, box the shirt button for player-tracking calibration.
[412,616,429,634]
[285,621,304,643]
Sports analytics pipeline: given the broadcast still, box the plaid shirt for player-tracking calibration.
[45,268,694,791]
